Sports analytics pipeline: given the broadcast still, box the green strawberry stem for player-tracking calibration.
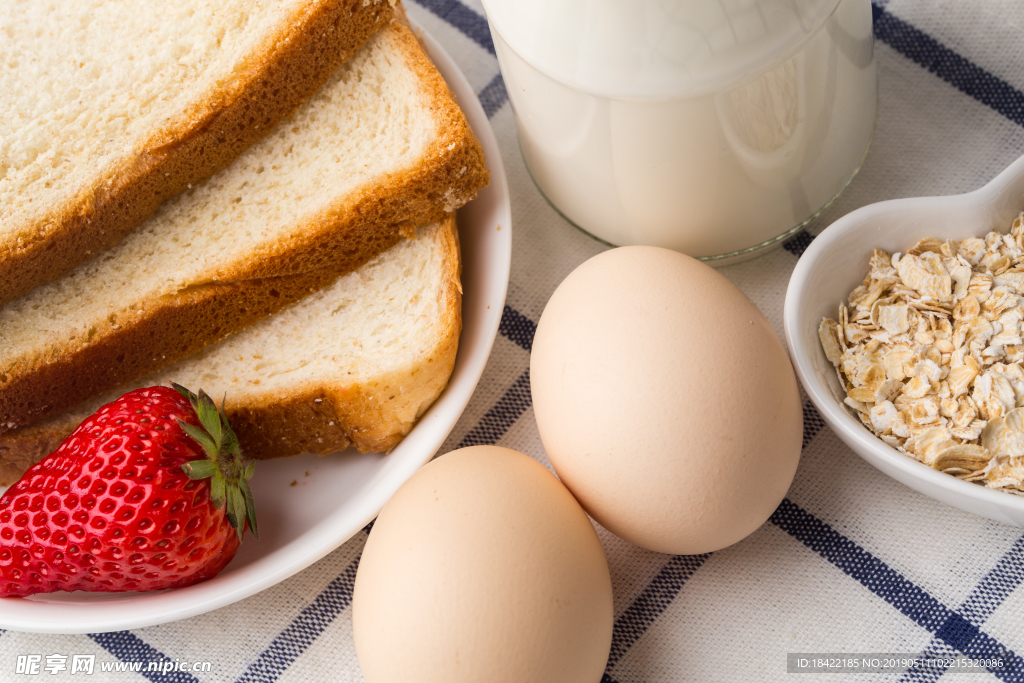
[172,383,258,541]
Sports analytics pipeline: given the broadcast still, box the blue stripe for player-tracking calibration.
[771,497,949,632]
[478,72,509,118]
[783,3,1024,263]
[21,6,1024,683]
[235,552,362,682]
[469,313,828,457]
[605,553,710,672]
[598,495,1024,683]
[89,632,201,683]
[417,4,1024,675]
[5,13,501,683]
[900,534,1024,683]
[498,304,535,352]
[190,4,1024,670]
[230,307,538,680]
[873,4,1024,128]
[456,370,532,448]
[802,401,827,449]
[409,0,494,55]
[771,498,1024,681]
[958,535,1024,626]
[783,231,815,257]
[408,0,507,116]
[479,310,820,679]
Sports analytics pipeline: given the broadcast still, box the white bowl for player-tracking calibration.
[784,153,1024,527]
[0,21,512,633]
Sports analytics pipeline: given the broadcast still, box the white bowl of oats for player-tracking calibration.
[785,153,1024,527]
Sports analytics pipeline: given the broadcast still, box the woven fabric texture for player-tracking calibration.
[2,0,1024,680]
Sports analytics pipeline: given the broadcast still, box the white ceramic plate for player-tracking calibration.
[0,24,512,634]
[785,153,1024,528]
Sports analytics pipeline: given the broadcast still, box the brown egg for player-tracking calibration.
[530,246,802,554]
[352,445,613,683]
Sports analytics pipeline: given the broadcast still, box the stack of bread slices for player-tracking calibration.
[0,0,488,484]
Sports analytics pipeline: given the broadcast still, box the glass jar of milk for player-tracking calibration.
[482,0,877,263]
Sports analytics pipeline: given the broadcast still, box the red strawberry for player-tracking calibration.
[0,384,257,596]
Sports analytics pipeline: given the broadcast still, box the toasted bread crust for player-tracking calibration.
[0,216,462,485]
[229,216,462,459]
[0,0,394,306]
[0,21,488,433]
[0,427,61,488]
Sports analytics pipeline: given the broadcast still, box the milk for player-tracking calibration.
[484,0,877,262]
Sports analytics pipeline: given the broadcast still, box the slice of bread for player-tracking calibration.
[0,216,461,486]
[0,0,394,306]
[0,18,488,433]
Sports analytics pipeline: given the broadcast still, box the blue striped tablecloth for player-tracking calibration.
[3,0,1024,680]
